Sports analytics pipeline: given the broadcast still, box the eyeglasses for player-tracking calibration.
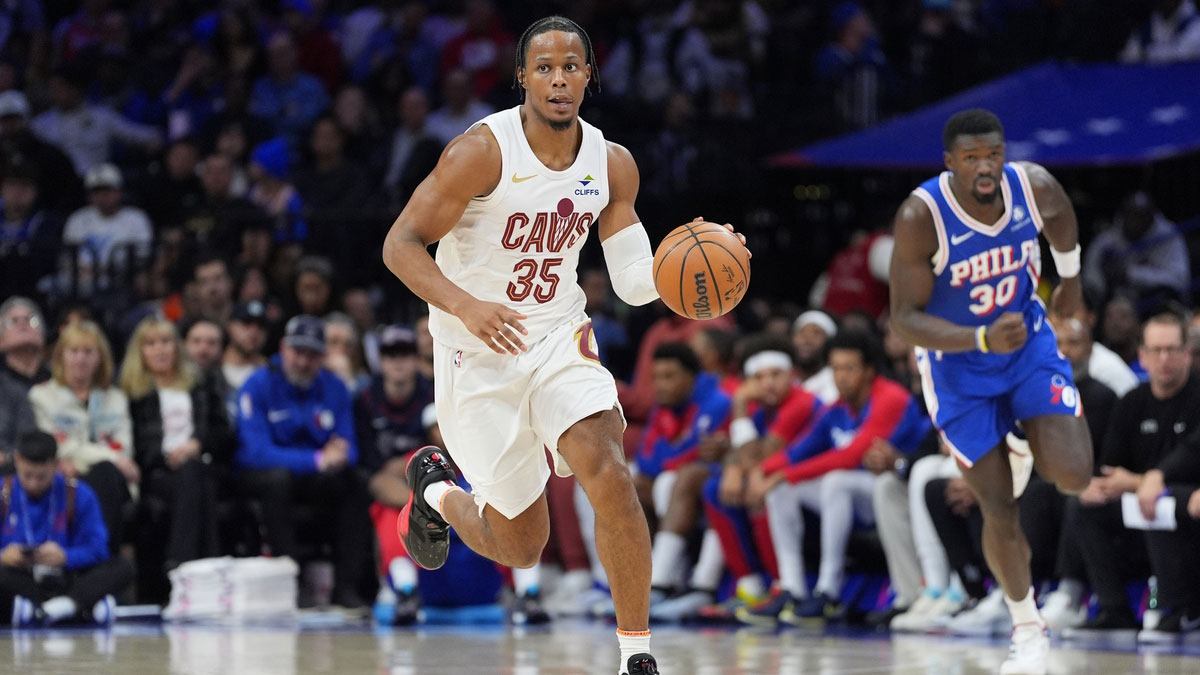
[3,314,39,329]
[1141,345,1186,357]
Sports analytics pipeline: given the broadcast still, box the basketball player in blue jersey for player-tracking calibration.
[889,109,1092,675]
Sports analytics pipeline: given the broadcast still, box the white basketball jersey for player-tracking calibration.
[429,106,610,351]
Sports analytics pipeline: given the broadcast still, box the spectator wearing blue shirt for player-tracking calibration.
[235,315,372,609]
[1,431,133,627]
[249,32,329,150]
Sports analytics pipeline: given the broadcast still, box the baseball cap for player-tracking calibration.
[282,315,325,353]
[0,91,30,119]
[379,325,417,355]
[232,300,268,324]
[84,163,123,191]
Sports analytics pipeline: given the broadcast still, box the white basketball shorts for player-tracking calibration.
[433,312,624,520]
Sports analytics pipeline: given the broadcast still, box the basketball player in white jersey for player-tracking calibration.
[383,16,747,675]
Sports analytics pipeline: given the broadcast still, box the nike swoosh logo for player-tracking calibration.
[1181,615,1200,632]
[512,174,537,183]
[950,232,975,245]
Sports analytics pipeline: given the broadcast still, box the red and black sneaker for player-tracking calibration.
[623,653,659,675]
[398,446,455,570]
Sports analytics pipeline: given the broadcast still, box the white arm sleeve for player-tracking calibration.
[601,223,659,306]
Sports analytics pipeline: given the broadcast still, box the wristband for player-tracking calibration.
[730,417,759,447]
[1050,244,1081,279]
[976,325,990,354]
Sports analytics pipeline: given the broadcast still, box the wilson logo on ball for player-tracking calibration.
[692,272,712,319]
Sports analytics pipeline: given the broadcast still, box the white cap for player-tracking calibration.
[84,163,123,190]
[793,309,838,338]
[0,91,30,119]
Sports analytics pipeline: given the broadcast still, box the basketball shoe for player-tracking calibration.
[1000,622,1049,675]
[399,446,455,570]
[623,653,659,675]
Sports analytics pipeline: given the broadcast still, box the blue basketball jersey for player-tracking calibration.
[913,162,1043,332]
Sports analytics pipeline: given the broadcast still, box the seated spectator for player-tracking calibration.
[29,321,137,555]
[425,69,495,145]
[234,315,371,609]
[438,0,512,99]
[1083,192,1190,311]
[1100,295,1145,379]
[1119,0,1200,63]
[120,318,233,576]
[687,327,739,395]
[1065,311,1200,638]
[627,344,731,621]
[182,317,224,374]
[740,330,926,623]
[791,310,839,404]
[809,226,893,321]
[280,0,344,95]
[0,90,85,213]
[185,153,270,257]
[0,431,133,627]
[0,297,51,389]
[324,312,371,394]
[222,301,269,392]
[355,326,434,624]
[137,138,204,232]
[31,67,161,176]
[814,2,894,132]
[249,32,330,149]
[190,255,235,325]
[340,288,380,374]
[0,161,63,299]
[294,116,371,251]
[248,138,307,244]
[381,87,441,207]
[706,336,824,621]
[294,255,335,317]
[61,164,153,297]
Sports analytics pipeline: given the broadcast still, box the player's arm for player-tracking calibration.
[1020,161,1083,319]
[888,196,979,352]
[597,141,749,306]
[382,128,527,355]
[596,142,659,306]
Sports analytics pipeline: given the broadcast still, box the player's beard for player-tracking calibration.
[548,116,573,132]
[972,189,999,204]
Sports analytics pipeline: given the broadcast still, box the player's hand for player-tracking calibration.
[719,465,746,506]
[689,217,751,257]
[459,299,528,355]
[985,312,1027,354]
[745,468,781,507]
[863,438,899,475]
[1137,469,1166,521]
[33,542,66,568]
[945,478,977,516]
[1188,489,1200,520]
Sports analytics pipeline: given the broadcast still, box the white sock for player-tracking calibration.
[422,480,463,518]
[688,529,724,592]
[649,531,686,589]
[736,575,766,601]
[513,563,541,596]
[389,557,418,594]
[1005,586,1042,627]
[42,596,77,623]
[616,629,651,674]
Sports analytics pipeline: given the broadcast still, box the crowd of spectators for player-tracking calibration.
[0,0,1199,633]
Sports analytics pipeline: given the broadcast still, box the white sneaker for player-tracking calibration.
[1039,590,1087,633]
[946,589,1011,636]
[649,589,715,622]
[891,589,963,633]
[1007,432,1034,498]
[1000,623,1049,675]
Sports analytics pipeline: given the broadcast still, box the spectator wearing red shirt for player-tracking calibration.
[438,0,513,100]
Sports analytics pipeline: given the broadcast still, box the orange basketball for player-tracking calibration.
[653,221,750,320]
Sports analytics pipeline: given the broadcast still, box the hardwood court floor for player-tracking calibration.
[2,620,1198,674]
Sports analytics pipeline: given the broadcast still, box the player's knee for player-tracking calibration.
[1056,469,1090,496]
[581,453,633,492]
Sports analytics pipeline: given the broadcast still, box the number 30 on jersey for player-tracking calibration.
[968,276,1018,315]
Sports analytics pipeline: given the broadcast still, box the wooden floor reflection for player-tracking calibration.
[2,620,1197,674]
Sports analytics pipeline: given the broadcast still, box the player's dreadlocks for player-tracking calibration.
[513,16,600,93]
